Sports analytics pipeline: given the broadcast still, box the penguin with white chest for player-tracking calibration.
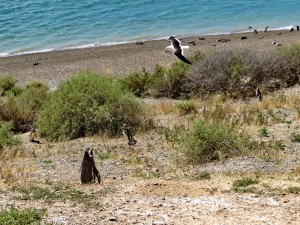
[80,148,102,184]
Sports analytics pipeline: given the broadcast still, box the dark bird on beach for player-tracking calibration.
[264,26,269,32]
[165,36,192,65]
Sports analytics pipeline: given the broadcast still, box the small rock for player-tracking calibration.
[108,216,118,221]
[241,36,247,40]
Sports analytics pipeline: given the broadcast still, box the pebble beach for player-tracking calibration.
[1,30,300,88]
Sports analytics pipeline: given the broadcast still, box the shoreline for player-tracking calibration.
[1,30,300,89]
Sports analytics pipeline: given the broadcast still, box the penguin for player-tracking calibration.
[80,148,102,184]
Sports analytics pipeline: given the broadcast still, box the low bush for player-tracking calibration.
[0,207,46,225]
[187,48,300,98]
[36,71,146,141]
[175,99,196,115]
[0,121,21,154]
[0,78,49,132]
[120,58,193,99]
[0,75,21,96]
[176,120,253,165]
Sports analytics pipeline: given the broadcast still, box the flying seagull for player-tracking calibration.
[165,36,192,64]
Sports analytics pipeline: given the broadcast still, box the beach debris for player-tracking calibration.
[217,38,231,42]
[199,37,205,40]
[241,36,247,40]
[108,217,118,222]
[297,25,299,31]
[276,43,282,46]
[267,197,279,206]
[212,43,216,46]
[188,41,196,45]
[136,41,144,45]
[32,62,39,66]
[277,32,281,35]
[264,26,269,32]
[290,27,294,32]
[165,36,192,64]
[254,29,258,34]
[259,36,264,39]
[272,41,277,45]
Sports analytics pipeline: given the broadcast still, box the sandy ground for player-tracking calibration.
[1,90,300,224]
[1,30,300,88]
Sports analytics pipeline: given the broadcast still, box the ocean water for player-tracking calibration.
[1,0,299,56]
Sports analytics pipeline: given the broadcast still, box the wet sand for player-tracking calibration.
[1,30,300,88]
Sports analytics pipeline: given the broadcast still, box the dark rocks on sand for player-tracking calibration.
[199,37,205,40]
[259,36,264,39]
[217,38,231,42]
[188,41,196,45]
[277,32,281,35]
[136,41,144,45]
[254,29,258,34]
[241,36,247,40]
[32,62,39,66]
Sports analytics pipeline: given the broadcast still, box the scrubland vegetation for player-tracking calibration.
[1,44,300,166]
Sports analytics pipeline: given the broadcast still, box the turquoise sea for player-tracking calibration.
[0,0,299,56]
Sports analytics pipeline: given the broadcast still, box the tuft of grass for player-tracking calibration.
[233,177,258,187]
[11,184,113,208]
[175,120,254,165]
[36,71,146,141]
[291,133,300,142]
[258,127,269,137]
[175,99,197,115]
[0,207,46,225]
[287,186,300,194]
[191,171,211,180]
[232,177,260,193]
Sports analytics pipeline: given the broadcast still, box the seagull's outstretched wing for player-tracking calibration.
[174,49,192,64]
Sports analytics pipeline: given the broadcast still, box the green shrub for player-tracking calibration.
[120,69,153,97]
[0,207,45,225]
[233,177,258,188]
[291,133,300,142]
[0,75,19,96]
[191,171,211,180]
[0,121,21,153]
[175,99,196,115]
[287,186,300,194]
[156,61,190,98]
[37,71,145,141]
[0,79,48,132]
[121,59,193,99]
[176,120,252,165]
[258,127,269,137]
